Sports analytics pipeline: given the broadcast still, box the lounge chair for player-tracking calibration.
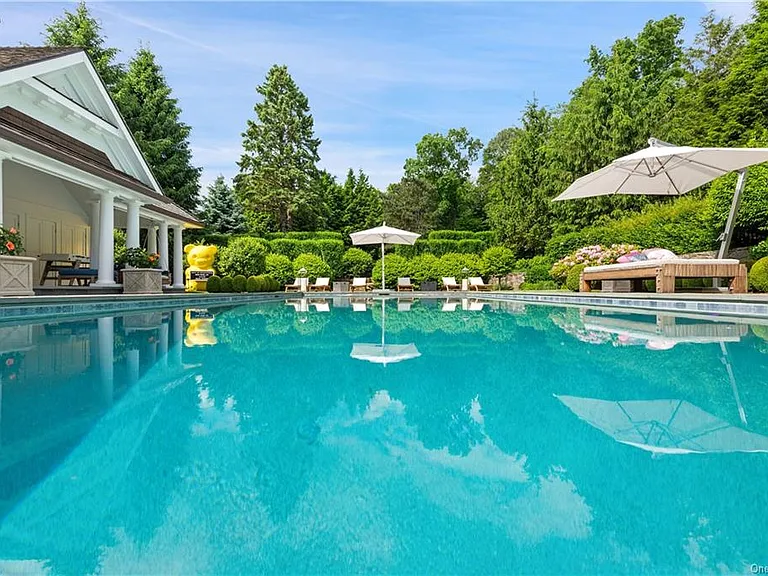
[309,277,331,292]
[311,299,330,312]
[285,278,302,292]
[397,277,414,291]
[351,299,368,312]
[442,277,461,291]
[468,277,491,291]
[580,259,748,294]
[397,298,414,312]
[351,277,372,292]
[442,300,459,312]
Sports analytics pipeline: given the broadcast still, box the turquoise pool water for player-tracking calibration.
[0,297,767,574]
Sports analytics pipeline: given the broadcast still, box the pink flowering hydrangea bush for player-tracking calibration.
[550,243,641,283]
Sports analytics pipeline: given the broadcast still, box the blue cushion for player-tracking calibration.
[59,268,98,277]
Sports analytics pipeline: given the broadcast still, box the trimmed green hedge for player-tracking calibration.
[293,253,332,282]
[265,254,293,286]
[218,237,268,278]
[341,247,374,277]
[220,276,234,292]
[206,275,221,293]
[566,264,586,292]
[750,257,768,292]
[481,246,516,277]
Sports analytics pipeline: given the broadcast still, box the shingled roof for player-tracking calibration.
[0,46,83,72]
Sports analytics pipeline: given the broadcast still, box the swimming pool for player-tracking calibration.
[0,296,766,573]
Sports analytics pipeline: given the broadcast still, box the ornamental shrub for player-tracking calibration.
[342,247,374,277]
[217,237,267,277]
[409,253,441,285]
[438,253,482,279]
[269,238,303,260]
[206,275,221,293]
[265,254,293,286]
[428,230,476,240]
[371,254,410,287]
[749,257,768,292]
[0,224,23,255]
[220,276,234,292]
[427,239,460,256]
[457,239,485,254]
[550,244,639,283]
[246,275,258,293]
[750,239,768,261]
[514,255,554,283]
[293,253,331,282]
[233,275,247,293]
[314,239,345,276]
[481,246,516,278]
[566,264,587,292]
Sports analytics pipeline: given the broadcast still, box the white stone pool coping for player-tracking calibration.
[1,290,768,324]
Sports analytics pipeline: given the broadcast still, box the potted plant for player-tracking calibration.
[0,225,35,296]
[120,247,163,294]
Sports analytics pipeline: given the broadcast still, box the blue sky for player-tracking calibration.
[0,1,753,192]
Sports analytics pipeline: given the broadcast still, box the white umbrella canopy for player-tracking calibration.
[350,343,421,365]
[350,222,420,290]
[553,138,768,257]
[556,395,768,455]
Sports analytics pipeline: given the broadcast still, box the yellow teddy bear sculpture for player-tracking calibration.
[184,243,217,292]
[185,309,218,346]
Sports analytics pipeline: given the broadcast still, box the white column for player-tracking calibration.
[127,348,140,386]
[172,309,184,367]
[158,319,169,367]
[172,225,184,288]
[97,316,114,406]
[147,224,158,254]
[0,157,4,227]
[159,222,169,272]
[96,191,116,285]
[89,200,100,269]
[126,200,142,250]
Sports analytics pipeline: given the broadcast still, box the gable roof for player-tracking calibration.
[0,46,83,72]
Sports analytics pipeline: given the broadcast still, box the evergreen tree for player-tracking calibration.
[202,176,247,234]
[235,65,321,231]
[383,177,438,234]
[112,47,202,212]
[487,100,554,257]
[341,169,383,233]
[43,2,123,91]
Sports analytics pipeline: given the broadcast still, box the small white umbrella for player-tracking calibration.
[555,395,768,454]
[350,222,420,290]
[350,299,421,366]
[553,138,768,257]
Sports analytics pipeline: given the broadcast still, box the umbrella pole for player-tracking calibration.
[381,241,385,290]
[717,168,748,259]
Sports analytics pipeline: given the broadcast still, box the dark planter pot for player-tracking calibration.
[420,281,437,292]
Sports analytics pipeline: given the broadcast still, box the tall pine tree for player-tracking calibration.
[235,65,321,232]
[112,47,202,212]
[202,176,247,234]
[341,169,383,234]
[43,1,123,91]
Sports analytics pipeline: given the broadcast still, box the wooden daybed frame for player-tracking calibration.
[580,259,748,294]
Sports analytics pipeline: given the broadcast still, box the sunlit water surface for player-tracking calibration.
[0,297,767,574]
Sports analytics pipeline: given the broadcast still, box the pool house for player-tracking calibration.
[0,46,201,293]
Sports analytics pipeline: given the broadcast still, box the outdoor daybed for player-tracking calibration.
[580,258,747,294]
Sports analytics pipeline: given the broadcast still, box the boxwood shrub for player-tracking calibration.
[750,257,768,292]
[246,275,258,292]
[265,253,293,286]
[565,264,586,292]
[217,237,267,278]
[372,254,410,287]
[438,253,482,279]
[481,246,516,278]
[206,275,221,293]
[293,253,331,282]
[219,276,234,292]
[341,247,374,277]
[232,274,247,293]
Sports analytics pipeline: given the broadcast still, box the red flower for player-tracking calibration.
[5,241,14,252]
[5,358,13,366]
[9,227,17,234]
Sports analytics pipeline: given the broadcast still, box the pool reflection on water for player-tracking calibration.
[0,298,767,574]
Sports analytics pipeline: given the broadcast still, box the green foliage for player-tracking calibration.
[751,239,768,261]
[341,169,383,234]
[341,248,374,277]
[457,239,485,254]
[314,238,345,276]
[515,255,554,283]
[487,99,555,257]
[292,253,331,282]
[403,127,483,230]
[247,274,280,292]
[409,253,441,285]
[566,264,587,292]
[520,280,559,291]
[545,197,717,260]
[246,275,258,292]
[217,237,268,278]
[206,275,221,293]
[112,48,201,212]
[371,254,410,287]
[232,275,247,293]
[383,177,437,234]
[708,165,768,243]
[265,253,293,286]
[202,176,247,233]
[119,247,160,269]
[750,257,768,292]
[234,65,321,231]
[0,224,23,256]
[481,246,516,277]
[265,231,343,240]
[438,253,482,279]
[220,276,234,292]
[43,2,123,91]
[428,230,484,240]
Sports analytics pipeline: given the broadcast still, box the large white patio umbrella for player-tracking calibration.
[350,222,420,290]
[555,395,768,454]
[553,138,768,258]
